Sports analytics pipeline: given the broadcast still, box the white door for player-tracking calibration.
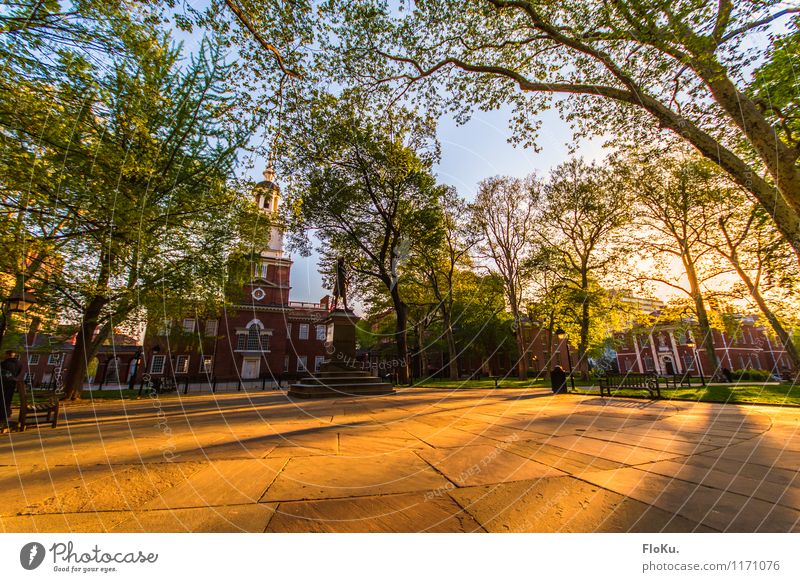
[242,358,260,379]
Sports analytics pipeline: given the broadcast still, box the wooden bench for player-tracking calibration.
[17,380,60,431]
[599,373,661,399]
[659,374,693,389]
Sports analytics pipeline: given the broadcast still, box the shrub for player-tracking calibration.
[731,368,772,381]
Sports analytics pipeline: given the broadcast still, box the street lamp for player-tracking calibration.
[685,338,706,387]
[0,287,36,348]
[128,348,143,390]
[555,327,576,392]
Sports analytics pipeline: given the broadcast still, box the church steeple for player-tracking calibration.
[253,165,284,258]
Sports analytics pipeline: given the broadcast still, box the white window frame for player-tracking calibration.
[28,354,40,366]
[314,356,325,372]
[284,355,290,372]
[47,353,62,366]
[157,319,172,336]
[204,319,219,337]
[315,325,326,341]
[150,354,166,374]
[175,355,190,374]
[182,318,195,333]
[200,355,213,373]
[297,355,307,372]
[298,324,309,340]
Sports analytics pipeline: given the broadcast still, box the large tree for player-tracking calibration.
[410,187,477,380]
[285,93,444,383]
[703,184,800,371]
[539,158,631,376]
[303,1,800,262]
[1,24,262,399]
[471,175,539,379]
[629,155,725,378]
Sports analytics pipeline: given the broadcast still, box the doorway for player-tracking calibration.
[241,357,260,379]
[661,356,675,375]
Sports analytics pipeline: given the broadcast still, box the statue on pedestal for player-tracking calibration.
[332,257,349,311]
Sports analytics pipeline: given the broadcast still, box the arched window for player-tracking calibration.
[106,357,121,384]
[236,321,271,352]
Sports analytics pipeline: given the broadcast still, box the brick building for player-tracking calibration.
[23,168,331,391]
[614,315,791,378]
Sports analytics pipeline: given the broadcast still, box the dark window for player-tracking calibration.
[237,325,269,352]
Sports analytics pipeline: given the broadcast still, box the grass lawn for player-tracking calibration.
[416,377,800,407]
[11,387,183,406]
[571,382,800,407]
[416,377,593,389]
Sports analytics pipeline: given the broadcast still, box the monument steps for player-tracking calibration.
[288,307,396,399]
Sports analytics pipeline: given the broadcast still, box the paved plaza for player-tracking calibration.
[1,388,799,532]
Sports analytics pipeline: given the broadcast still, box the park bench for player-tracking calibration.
[599,372,661,399]
[17,380,60,431]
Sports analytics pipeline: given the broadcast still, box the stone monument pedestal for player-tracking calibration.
[288,309,395,399]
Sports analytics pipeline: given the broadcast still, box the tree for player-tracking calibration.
[307,1,800,262]
[471,175,539,379]
[285,93,444,383]
[705,187,800,371]
[539,158,631,376]
[1,25,262,399]
[450,269,512,377]
[629,155,725,377]
[410,187,477,379]
[525,246,571,378]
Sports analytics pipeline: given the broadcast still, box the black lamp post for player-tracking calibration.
[555,328,576,392]
[0,288,36,348]
[128,348,143,390]
[685,338,706,387]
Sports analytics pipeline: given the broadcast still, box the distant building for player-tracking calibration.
[23,168,332,391]
[614,315,791,377]
[139,167,331,388]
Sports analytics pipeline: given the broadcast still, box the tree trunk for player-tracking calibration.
[544,317,555,380]
[415,320,429,380]
[513,323,528,380]
[683,255,721,376]
[578,273,590,379]
[62,295,108,400]
[390,287,410,384]
[696,62,800,236]
[442,308,459,380]
[724,252,800,371]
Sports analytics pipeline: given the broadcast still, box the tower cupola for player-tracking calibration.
[254,166,280,214]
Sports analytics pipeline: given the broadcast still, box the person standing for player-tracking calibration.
[1,350,22,427]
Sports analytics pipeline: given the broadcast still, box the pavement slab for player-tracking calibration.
[418,444,566,486]
[449,476,711,532]
[261,451,449,502]
[145,459,287,509]
[113,504,277,532]
[267,492,481,532]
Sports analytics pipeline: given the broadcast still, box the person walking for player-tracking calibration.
[550,365,567,394]
[1,350,22,429]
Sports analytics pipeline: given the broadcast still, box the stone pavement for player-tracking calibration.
[1,388,799,532]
